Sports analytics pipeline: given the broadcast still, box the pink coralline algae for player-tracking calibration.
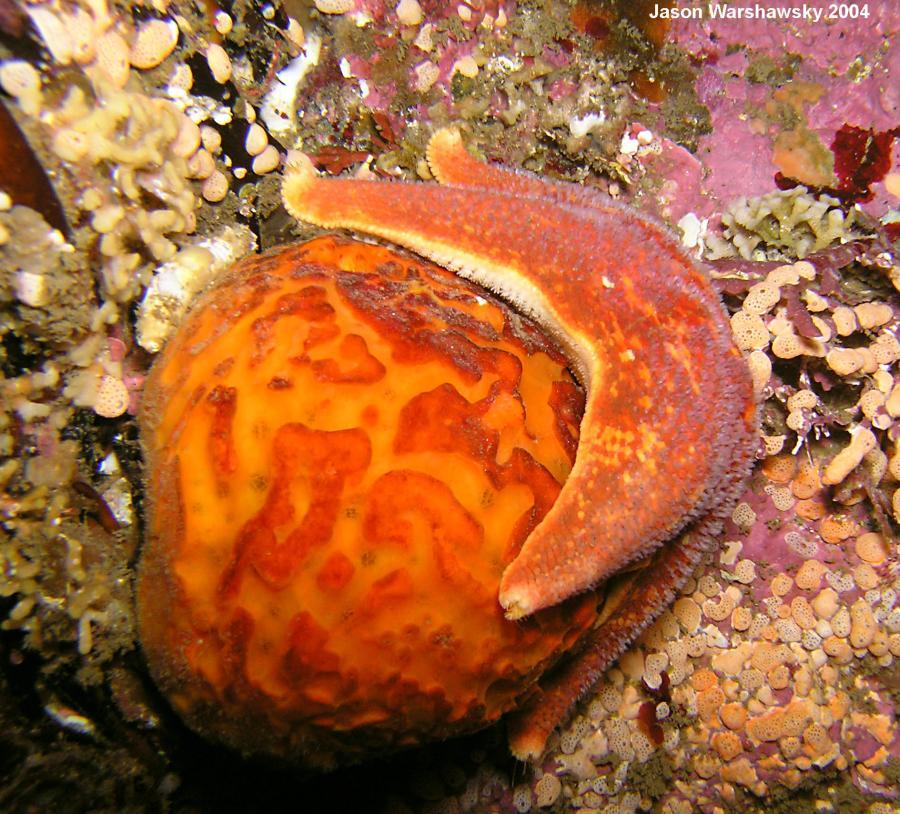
[665,0,899,215]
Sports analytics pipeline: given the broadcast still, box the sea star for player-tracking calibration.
[282,129,759,758]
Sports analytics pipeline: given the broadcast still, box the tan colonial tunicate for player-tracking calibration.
[534,773,562,807]
[832,306,857,336]
[802,289,828,312]
[169,63,193,93]
[206,44,232,84]
[794,261,815,280]
[885,383,900,418]
[854,302,893,330]
[786,410,805,429]
[315,0,355,12]
[396,0,424,26]
[787,389,817,412]
[763,455,794,485]
[187,149,216,180]
[452,55,479,79]
[822,426,878,485]
[800,500,828,524]
[26,6,75,65]
[245,123,268,157]
[767,264,800,286]
[770,572,793,597]
[743,281,781,315]
[171,116,201,158]
[287,17,305,48]
[731,502,756,532]
[791,459,821,499]
[200,125,222,154]
[213,10,234,35]
[94,30,131,88]
[201,170,229,202]
[820,513,857,542]
[849,599,877,649]
[872,332,900,364]
[66,7,96,65]
[856,346,879,374]
[811,588,839,619]
[826,348,865,376]
[855,532,888,565]
[831,606,851,639]
[889,444,900,480]
[414,61,440,93]
[853,563,879,590]
[803,722,832,756]
[732,559,756,585]
[731,606,752,631]
[747,350,771,396]
[713,730,743,760]
[811,315,832,341]
[863,446,887,483]
[859,389,886,418]
[252,145,280,175]
[762,435,786,455]
[94,375,129,418]
[51,127,90,162]
[731,311,769,350]
[823,635,853,662]
[0,60,43,116]
[772,331,825,360]
[766,312,793,336]
[790,597,817,630]
[130,18,179,69]
[91,205,125,234]
[766,484,795,511]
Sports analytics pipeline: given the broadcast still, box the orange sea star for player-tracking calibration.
[282,129,759,758]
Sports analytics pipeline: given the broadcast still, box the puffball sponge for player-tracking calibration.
[137,236,598,768]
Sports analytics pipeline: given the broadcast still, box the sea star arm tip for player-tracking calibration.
[498,587,533,621]
[426,127,467,182]
[282,151,321,221]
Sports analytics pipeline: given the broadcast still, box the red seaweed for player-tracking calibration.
[310,146,371,175]
[832,124,897,199]
[72,480,121,533]
[0,98,68,235]
[775,124,899,205]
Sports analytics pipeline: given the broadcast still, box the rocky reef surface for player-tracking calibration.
[0,1,897,813]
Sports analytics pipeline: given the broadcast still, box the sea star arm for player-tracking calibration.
[427,128,730,314]
[426,128,559,198]
[424,130,759,757]
[282,143,754,621]
[507,400,757,759]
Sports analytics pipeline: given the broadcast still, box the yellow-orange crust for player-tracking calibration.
[138,236,600,767]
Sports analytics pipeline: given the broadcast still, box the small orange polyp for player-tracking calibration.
[137,235,598,767]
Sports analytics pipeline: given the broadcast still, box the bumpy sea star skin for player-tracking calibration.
[283,130,759,758]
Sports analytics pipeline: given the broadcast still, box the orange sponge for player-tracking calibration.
[138,236,598,767]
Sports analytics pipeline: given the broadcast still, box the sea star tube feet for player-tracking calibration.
[282,128,758,622]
